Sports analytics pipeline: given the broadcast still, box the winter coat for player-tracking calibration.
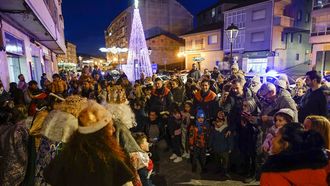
[44,148,135,186]
[260,89,298,122]
[148,86,173,113]
[130,109,149,137]
[193,90,217,120]
[208,124,233,153]
[261,149,328,186]
[168,116,182,136]
[0,122,29,186]
[51,79,67,94]
[299,87,328,123]
[171,86,185,106]
[189,122,209,148]
[238,123,259,156]
[187,69,201,81]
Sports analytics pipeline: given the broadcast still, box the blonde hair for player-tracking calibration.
[306,115,330,149]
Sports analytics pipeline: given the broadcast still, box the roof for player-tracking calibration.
[225,0,270,12]
[181,23,222,36]
[146,32,184,43]
[196,0,245,16]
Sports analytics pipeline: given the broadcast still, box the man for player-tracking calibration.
[211,66,220,80]
[170,79,185,107]
[258,82,298,124]
[17,74,28,91]
[148,78,173,150]
[299,70,328,122]
[0,80,10,106]
[188,63,201,81]
[231,63,239,75]
[40,73,48,90]
[193,79,217,120]
[91,65,103,80]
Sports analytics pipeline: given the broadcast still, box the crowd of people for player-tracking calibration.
[0,62,330,186]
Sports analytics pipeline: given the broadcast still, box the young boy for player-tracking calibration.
[189,109,209,173]
[132,132,154,186]
[209,109,233,177]
[168,105,183,163]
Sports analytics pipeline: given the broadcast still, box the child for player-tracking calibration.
[131,99,148,136]
[168,105,183,163]
[262,108,294,154]
[181,101,193,158]
[132,132,154,186]
[189,109,209,173]
[209,109,233,177]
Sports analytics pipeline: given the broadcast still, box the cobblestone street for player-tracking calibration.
[152,141,260,186]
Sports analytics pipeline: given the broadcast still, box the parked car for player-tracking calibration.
[245,70,296,89]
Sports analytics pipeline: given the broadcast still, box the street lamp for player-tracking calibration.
[225,23,239,63]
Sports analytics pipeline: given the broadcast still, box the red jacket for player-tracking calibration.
[261,149,328,186]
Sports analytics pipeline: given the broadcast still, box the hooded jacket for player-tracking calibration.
[261,149,328,186]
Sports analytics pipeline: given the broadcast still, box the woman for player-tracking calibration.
[261,123,328,186]
[44,100,135,186]
[304,115,330,149]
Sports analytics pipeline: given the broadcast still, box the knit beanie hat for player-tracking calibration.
[274,108,294,121]
[196,109,205,118]
[78,100,113,134]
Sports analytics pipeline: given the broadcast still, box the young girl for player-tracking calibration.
[262,108,294,154]
[181,101,193,158]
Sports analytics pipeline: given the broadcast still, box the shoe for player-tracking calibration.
[182,152,190,158]
[169,153,177,160]
[224,173,231,179]
[173,156,183,163]
[243,176,255,183]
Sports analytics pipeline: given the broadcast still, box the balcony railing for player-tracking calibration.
[311,22,330,36]
[313,0,330,10]
[273,15,294,28]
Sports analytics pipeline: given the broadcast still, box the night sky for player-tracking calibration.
[62,0,219,56]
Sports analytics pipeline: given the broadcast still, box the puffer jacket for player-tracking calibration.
[0,122,29,186]
[261,149,328,186]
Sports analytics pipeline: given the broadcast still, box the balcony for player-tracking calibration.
[0,0,66,54]
[313,0,330,10]
[310,22,330,43]
[275,0,292,7]
[273,15,294,28]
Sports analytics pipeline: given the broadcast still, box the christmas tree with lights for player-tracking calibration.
[124,0,152,81]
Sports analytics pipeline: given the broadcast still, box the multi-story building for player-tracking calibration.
[181,24,224,70]
[0,0,66,89]
[78,53,107,70]
[310,0,330,74]
[147,33,185,71]
[105,0,193,65]
[223,0,312,75]
[57,41,78,71]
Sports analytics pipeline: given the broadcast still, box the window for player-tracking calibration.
[290,33,294,42]
[212,8,216,18]
[296,53,300,60]
[305,13,310,23]
[297,10,302,21]
[298,34,302,43]
[281,32,285,41]
[251,32,265,42]
[252,9,266,21]
[208,35,218,44]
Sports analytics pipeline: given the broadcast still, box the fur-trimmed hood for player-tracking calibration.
[262,148,328,173]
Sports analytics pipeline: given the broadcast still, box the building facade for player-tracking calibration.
[310,0,330,74]
[181,25,224,71]
[147,33,185,71]
[223,0,312,75]
[0,0,66,89]
[105,0,193,65]
[57,41,78,71]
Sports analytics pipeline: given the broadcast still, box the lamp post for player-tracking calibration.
[225,23,239,64]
